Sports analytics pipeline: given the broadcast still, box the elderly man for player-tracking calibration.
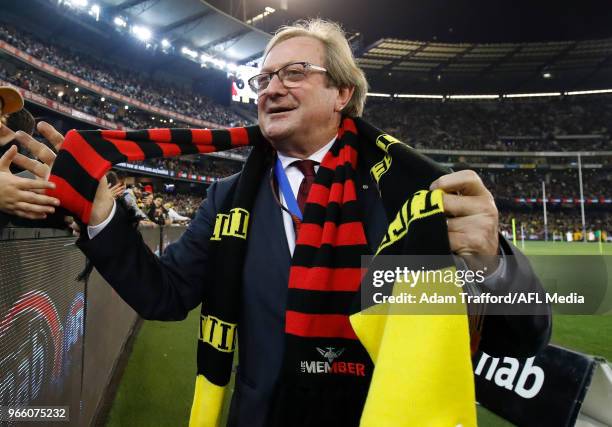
[13,19,549,427]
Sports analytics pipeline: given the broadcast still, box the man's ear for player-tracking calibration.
[335,86,355,113]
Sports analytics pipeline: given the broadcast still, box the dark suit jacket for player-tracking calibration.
[78,161,551,427]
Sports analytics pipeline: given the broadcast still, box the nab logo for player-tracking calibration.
[211,208,249,241]
[475,352,545,399]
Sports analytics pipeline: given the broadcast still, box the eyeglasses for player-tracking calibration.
[248,61,328,93]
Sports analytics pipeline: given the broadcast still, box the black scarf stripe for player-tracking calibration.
[168,129,199,155]
[287,289,357,314]
[302,201,363,225]
[291,244,370,268]
[131,140,165,159]
[315,163,357,186]
[211,129,233,151]
[327,134,358,157]
[50,150,98,202]
[79,131,128,165]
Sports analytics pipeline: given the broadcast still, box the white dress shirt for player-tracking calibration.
[276,137,336,255]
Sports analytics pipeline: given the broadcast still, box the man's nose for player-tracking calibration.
[263,73,288,97]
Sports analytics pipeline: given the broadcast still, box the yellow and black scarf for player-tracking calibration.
[48,117,477,427]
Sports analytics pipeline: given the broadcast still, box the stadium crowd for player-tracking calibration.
[0,24,248,127]
[365,98,612,151]
[105,171,203,226]
[476,168,610,200]
[499,211,611,242]
[125,157,243,178]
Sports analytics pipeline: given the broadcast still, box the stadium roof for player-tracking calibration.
[359,37,612,94]
[96,0,271,64]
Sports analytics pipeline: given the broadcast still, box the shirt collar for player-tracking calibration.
[277,136,337,170]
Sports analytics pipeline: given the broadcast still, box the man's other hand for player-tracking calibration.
[430,170,499,271]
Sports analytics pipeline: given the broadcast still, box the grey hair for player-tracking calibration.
[263,19,368,117]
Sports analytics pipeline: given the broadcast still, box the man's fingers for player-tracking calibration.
[14,131,57,166]
[12,153,50,179]
[442,193,494,218]
[430,170,488,196]
[37,121,64,151]
[0,145,18,169]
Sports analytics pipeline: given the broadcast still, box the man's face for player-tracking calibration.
[154,197,163,207]
[144,194,153,205]
[257,36,340,146]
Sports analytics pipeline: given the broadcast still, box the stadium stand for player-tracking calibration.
[0,24,250,128]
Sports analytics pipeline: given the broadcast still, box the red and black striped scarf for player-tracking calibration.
[48,117,474,426]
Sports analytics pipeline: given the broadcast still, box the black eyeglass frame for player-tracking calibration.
[248,61,328,93]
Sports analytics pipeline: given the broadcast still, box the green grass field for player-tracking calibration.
[105,242,612,427]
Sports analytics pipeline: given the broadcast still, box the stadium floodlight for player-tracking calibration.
[67,0,88,7]
[246,6,277,24]
[200,53,212,62]
[132,25,152,42]
[57,91,64,97]
[124,105,129,110]
[89,4,100,21]
[181,46,198,59]
[161,39,171,48]
[542,72,552,79]
[566,88,612,96]
[366,92,392,97]
[114,16,127,27]
[100,97,105,101]
[394,94,444,99]
[74,87,79,92]
[504,92,561,98]
[448,94,498,100]
[209,58,226,69]
[169,119,173,123]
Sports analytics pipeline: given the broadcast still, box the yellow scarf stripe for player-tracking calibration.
[350,189,477,427]
[189,374,228,427]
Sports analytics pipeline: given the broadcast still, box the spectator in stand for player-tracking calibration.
[147,194,171,225]
[164,202,190,224]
